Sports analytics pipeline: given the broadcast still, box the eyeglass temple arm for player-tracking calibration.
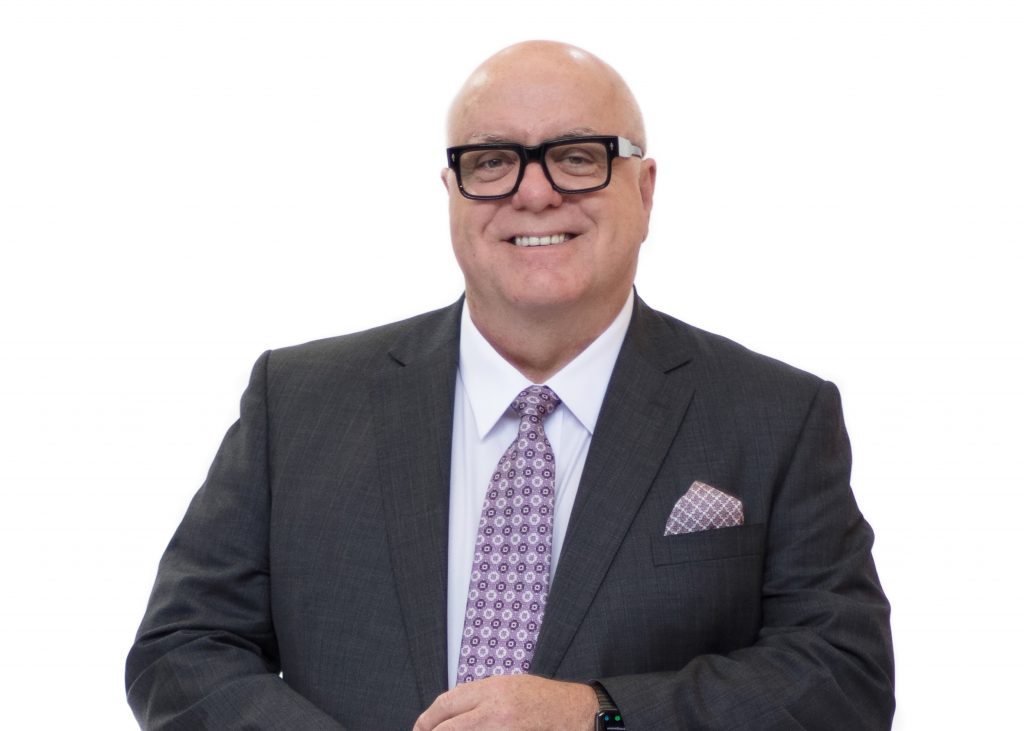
[617,137,644,159]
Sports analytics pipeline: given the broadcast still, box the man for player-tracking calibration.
[127,41,894,729]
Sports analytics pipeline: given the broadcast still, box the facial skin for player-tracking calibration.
[443,41,656,381]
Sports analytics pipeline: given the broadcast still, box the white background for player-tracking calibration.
[2,1,1021,728]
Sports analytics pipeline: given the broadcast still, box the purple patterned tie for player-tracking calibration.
[458,385,560,683]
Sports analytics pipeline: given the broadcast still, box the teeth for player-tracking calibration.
[513,233,571,247]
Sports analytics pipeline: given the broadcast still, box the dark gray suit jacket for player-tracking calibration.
[127,298,894,729]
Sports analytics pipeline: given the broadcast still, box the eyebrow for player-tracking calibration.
[465,127,600,144]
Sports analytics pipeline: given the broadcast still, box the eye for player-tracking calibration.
[479,155,512,170]
[461,149,519,182]
[548,143,603,177]
[564,151,595,166]
[554,149,596,166]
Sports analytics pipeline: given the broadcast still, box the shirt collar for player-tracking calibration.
[458,290,634,439]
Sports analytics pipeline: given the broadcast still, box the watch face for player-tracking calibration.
[596,711,625,731]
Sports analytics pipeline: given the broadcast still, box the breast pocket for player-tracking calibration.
[650,523,766,566]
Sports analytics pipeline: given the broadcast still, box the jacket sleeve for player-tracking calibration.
[125,351,345,730]
[598,382,895,729]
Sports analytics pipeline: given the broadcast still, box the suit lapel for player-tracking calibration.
[374,302,461,707]
[531,300,696,676]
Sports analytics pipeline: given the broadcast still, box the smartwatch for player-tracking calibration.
[592,682,625,731]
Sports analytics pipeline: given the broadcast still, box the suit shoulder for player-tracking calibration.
[641,306,828,398]
[264,301,461,383]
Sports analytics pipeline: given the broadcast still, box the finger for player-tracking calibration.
[425,708,489,731]
[413,686,477,731]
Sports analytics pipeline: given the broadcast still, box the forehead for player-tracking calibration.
[449,65,628,146]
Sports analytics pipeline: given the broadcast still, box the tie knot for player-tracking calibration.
[511,384,561,421]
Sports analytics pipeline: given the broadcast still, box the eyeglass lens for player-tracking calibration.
[458,140,610,197]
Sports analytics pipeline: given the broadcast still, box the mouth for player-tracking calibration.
[509,233,575,247]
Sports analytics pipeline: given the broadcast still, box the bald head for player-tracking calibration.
[446,41,646,151]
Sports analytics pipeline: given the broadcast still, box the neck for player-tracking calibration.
[466,291,631,383]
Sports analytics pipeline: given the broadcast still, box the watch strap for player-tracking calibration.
[592,682,617,712]
[591,682,624,730]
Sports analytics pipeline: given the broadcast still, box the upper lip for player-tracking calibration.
[504,230,577,240]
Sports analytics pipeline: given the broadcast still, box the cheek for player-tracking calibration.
[582,199,648,274]
[604,192,649,242]
[450,199,499,242]
[448,205,476,258]
[448,206,497,275]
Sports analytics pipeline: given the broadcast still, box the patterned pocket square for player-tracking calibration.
[664,481,744,535]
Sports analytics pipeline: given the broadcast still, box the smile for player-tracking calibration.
[512,233,574,247]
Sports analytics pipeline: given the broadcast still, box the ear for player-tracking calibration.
[638,157,656,214]
[441,167,454,194]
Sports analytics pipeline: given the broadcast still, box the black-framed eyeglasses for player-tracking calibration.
[446,135,644,200]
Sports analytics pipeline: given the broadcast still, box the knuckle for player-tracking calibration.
[436,689,453,712]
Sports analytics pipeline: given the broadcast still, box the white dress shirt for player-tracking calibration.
[445,291,634,689]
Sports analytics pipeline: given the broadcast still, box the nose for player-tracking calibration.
[510,161,563,211]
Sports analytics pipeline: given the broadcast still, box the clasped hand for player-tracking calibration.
[412,675,597,731]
